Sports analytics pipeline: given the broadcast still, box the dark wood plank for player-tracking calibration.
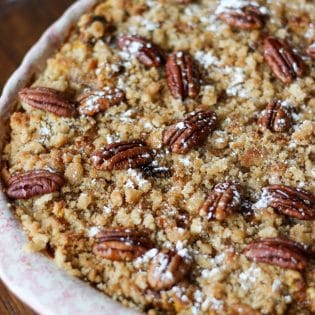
[0,1,74,314]
[0,280,35,315]
[0,0,74,90]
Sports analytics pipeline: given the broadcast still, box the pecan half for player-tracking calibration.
[163,110,217,154]
[199,182,241,221]
[6,170,64,199]
[147,250,191,290]
[78,87,125,116]
[257,101,292,132]
[264,37,305,84]
[93,228,153,261]
[92,140,154,170]
[117,35,165,67]
[218,5,265,30]
[166,51,200,100]
[306,43,315,59]
[19,87,76,117]
[244,237,309,270]
[264,185,315,220]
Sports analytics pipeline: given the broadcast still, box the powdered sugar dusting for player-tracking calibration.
[192,289,224,313]
[103,206,112,214]
[195,51,220,68]
[272,278,282,292]
[176,240,190,260]
[88,226,101,238]
[202,296,224,311]
[134,248,158,267]
[151,253,174,282]
[39,126,51,136]
[215,0,268,15]
[172,286,189,303]
[223,67,248,97]
[253,188,272,210]
[305,24,315,39]
[284,295,293,303]
[127,169,149,188]
[239,266,262,291]
[281,99,293,109]
[176,121,186,129]
[201,267,221,278]
[141,19,160,31]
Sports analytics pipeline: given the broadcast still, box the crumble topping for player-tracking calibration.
[1,0,314,314]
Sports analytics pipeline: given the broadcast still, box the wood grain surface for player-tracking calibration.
[0,1,74,314]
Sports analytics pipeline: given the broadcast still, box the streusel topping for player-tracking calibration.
[2,0,314,314]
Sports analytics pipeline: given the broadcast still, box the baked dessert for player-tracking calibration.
[1,0,315,314]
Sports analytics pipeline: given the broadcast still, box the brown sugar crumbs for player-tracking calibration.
[1,0,315,314]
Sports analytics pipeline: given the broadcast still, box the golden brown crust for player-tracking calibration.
[2,0,315,314]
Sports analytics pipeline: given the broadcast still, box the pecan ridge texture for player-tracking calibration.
[244,237,309,270]
[91,140,154,170]
[166,51,200,100]
[78,87,125,116]
[257,100,292,133]
[93,228,153,261]
[7,170,64,200]
[147,249,191,291]
[163,110,217,154]
[19,87,76,117]
[264,37,305,84]
[199,182,241,221]
[264,185,315,220]
[117,35,165,67]
[218,5,265,30]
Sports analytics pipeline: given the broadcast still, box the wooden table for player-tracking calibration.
[0,1,74,313]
